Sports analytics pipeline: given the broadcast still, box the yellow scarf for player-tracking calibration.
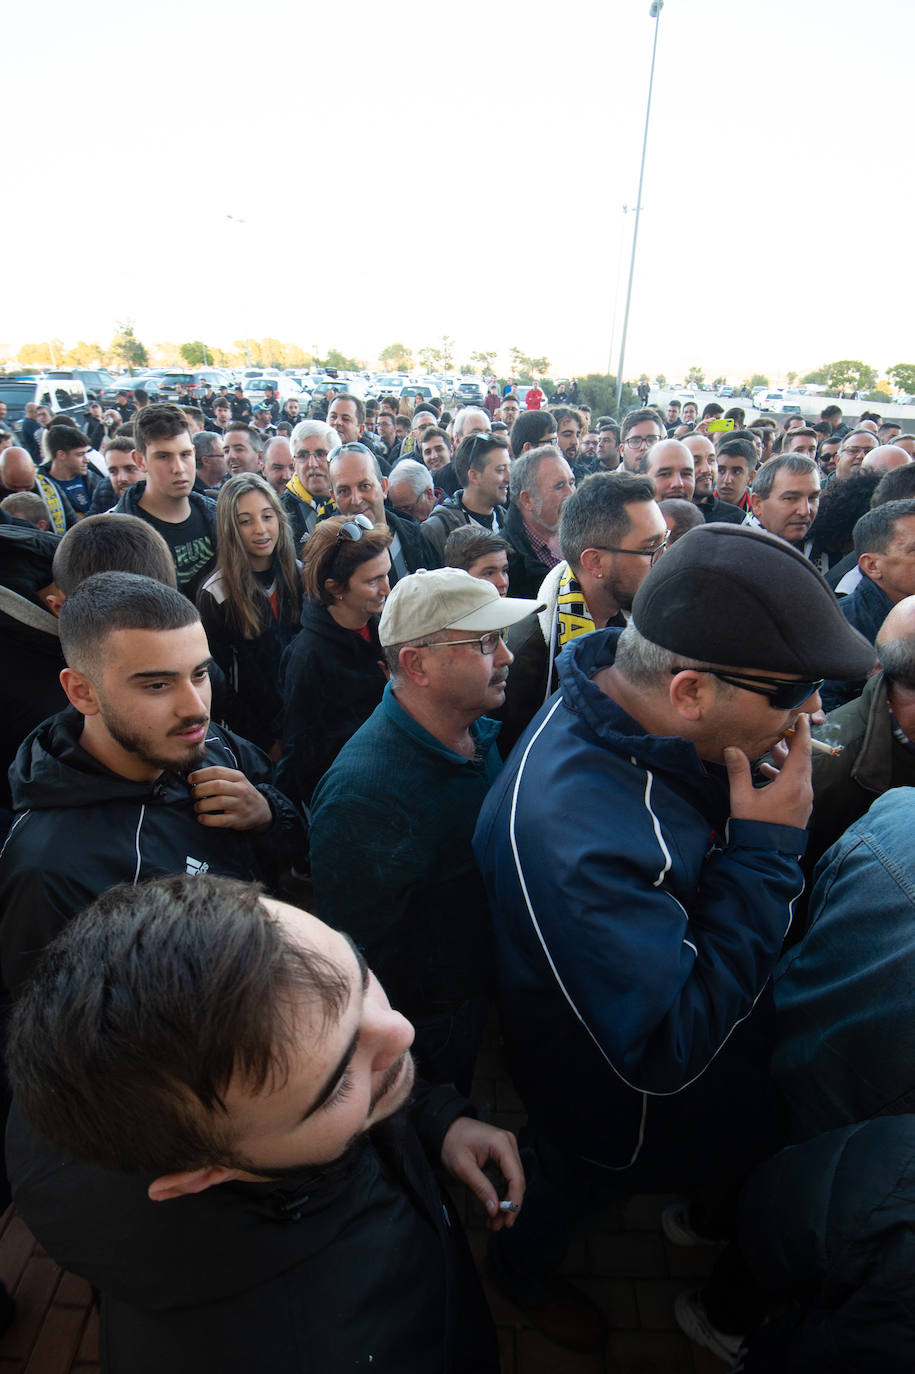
[555,563,595,650]
[35,472,67,534]
[286,473,336,518]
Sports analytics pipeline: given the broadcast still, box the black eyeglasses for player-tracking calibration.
[591,536,668,565]
[425,630,507,655]
[623,434,660,450]
[337,513,374,542]
[672,667,823,709]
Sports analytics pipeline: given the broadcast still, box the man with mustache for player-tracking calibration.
[309,568,543,1094]
[0,571,306,996]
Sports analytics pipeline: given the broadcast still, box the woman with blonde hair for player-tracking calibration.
[275,514,392,810]
[198,474,302,755]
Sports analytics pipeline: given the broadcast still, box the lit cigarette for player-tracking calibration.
[498,1200,520,1213]
[783,728,843,757]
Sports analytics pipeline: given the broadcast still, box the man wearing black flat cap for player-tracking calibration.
[473,523,875,1333]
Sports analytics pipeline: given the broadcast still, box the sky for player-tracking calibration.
[5,0,913,385]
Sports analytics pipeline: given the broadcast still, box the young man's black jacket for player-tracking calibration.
[502,501,552,600]
[7,1081,498,1374]
[0,709,306,995]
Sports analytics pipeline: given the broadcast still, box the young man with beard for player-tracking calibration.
[6,873,522,1373]
[0,572,306,997]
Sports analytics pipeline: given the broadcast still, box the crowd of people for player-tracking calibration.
[0,378,913,1371]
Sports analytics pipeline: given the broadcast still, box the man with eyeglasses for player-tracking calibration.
[475,524,874,1330]
[618,408,664,473]
[388,459,437,523]
[282,420,338,546]
[309,567,542,1094]
[834,428,879,481]
[496,471,666,756]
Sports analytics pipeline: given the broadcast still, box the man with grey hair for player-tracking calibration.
[834,428,879,480]
[309,567,540,1093]
[503,444,576,598]
[261,436,294,496]
[388,459,437,523]
[746,453,820,548]
[282,419,338,546]
[474,524,874,1345]
[193,431,227,493]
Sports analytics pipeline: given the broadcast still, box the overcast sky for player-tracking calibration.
[6,0,912,384]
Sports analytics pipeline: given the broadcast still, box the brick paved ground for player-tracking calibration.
[0,1021,731,1373]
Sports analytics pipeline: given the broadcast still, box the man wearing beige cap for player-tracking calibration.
[309,568,542,1093]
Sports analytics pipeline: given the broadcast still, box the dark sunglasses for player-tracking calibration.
[673,667,823,709]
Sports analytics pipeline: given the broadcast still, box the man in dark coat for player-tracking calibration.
[6,873,523,1374]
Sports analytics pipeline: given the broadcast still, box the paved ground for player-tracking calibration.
[0,1023,730,1372]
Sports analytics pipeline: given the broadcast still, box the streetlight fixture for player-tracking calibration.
[614,0,664,416]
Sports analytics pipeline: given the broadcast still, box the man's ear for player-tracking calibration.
[858,551,880,583]
[577,548,604,580]
[749,491,763,519]
[669,669,713,722]
[380,476,389,499]
[60,666,101,715]
[148,1166,240,1203]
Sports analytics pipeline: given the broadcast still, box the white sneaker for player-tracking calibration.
[674,1288,744,1366]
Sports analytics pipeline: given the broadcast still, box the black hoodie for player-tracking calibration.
[0,708,306,995]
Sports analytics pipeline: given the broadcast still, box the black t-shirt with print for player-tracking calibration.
[139,503,216,601]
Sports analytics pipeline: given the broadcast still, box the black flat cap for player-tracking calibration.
[631,522,875,681]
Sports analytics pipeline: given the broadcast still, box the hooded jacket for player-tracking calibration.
[0,709,306,995]
[113,482,218,599]
[275,600,387,811]
[0,585,66,819]
[8,1084,497,1374]
[420,491,506,559]
[474,628,808,1189]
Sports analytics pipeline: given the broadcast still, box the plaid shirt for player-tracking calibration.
[524,520,562,571]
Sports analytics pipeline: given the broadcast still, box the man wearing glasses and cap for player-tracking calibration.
[329,441,440,584]
[474,524,875,1336]
[310,567,543,1094]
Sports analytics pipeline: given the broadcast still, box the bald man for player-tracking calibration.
[638,438,695,501]
[860,444,913,476]
[0,448,77,534]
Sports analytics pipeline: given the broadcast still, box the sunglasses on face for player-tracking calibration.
[672,667,823,709]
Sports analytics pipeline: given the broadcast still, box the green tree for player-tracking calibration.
[801,368,827,386]
[470,350,498,375]
[888,363,915,395]
[654,373,667,389]
[508,346,529,379]
[712,376,726,390]
[786,370,797,386]
[576,373,637,420]
[439,335,456,371]
[322,347,362,371]
[418,345,442,372]
[529,356,551,380]
[259,338,285,368]
[111,319,149,369]
[285,344,310,368]
[686,364,705,389]
[380,342,413,371]
[179,341,211,367]
[749,372,770,388]
[824,359,876,394]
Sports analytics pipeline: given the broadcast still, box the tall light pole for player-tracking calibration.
[614,0,664,416]
[226,214,251,366]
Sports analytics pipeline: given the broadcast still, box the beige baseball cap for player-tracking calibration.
[379,567,543,646]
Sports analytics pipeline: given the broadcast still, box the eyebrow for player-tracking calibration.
[127,658,213,682]
[299,937,370,1121]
